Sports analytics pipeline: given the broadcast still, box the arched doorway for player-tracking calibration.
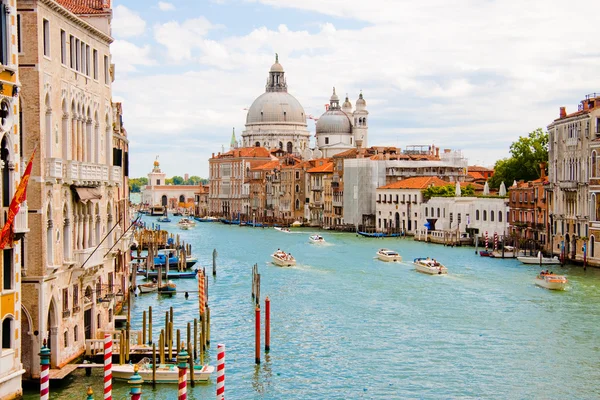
[21,306,34,379]
[591,236,595,257]
[286,142,293,154]
[47,298,58,367]
[179,195,185,203]
[161,195,167,206]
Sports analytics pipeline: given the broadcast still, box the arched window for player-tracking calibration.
[425,208,428,217]
[161,195,167,206]
[179,195,185,203]
[62,100,69,159]
[591,236,595,257]
[295,199,300,210]
[498,210,503,222]
[483,210,487,221]
[94,204,100,246]
[45,94,53,157]
[287,142,293,154]
[2,317,12,348]
[106,203,112,247]
[476,210,480,220]
[491,211,495,222]
[46,205,53,266]
[437,208,440,218]
[295,184,299,193]
[255,141,260,147]
[74,326,78,342]
[278,141,283,150]
[64,330,68,347]
[63,204,70,261]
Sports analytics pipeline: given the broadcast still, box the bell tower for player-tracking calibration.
[353,91,368,148]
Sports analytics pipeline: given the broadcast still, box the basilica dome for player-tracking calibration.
[246,91,307,126]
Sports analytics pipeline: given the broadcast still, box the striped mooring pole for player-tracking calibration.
[177,344,189,400]
[216,344,225,400]
[104,334,113,400]
[128,365,143,400]
[39,339,51,400]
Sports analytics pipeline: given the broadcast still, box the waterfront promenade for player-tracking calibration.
[25,217,600,399]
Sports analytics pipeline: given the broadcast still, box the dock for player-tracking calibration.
[49,364,79,380]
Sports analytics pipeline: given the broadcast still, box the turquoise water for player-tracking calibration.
[26,217,600,399]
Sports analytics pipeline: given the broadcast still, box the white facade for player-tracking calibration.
[375,188,424,233]
[141,161,196,207]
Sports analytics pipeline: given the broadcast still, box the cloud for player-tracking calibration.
[115,1,600,177]
[157,1,175,11]
[111,40,155,72]
[112,5,146,38]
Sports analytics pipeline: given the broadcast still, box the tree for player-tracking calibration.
[185,176,202,185]
[128,177,148,193]
[489,128,548,189]
[167,176,184,185]
[422,184,475,200]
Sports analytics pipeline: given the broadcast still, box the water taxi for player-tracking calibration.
[377,248,402,262]
[309,234,325,244]
[517,252,561,265]
[271,251,296,267]
[535,272,567,290]
[413,257,447,275]
[112,360,214,383]
[274,227,291,233]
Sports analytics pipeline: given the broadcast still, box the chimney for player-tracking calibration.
[539,162,547,179]
[559,107,566,118]
[582,101,589,111]
[435,147,440,158]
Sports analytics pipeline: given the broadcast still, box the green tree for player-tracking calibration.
[422,184,475,199]
[169,176,184,185]
[128,177,148,193]
[489,128,548,189]
[185,176,202,185]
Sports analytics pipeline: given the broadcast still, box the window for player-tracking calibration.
[425,208,428,217]
[490,211,494,222]
[104,55,109,83]
[325,137,329,145]
[483,210,487,221]
[0,4,8,64]
[80,42,85,73]
[2,318,12,349]
[85,45,90,75]
[69,35,75,68]
[295,171,300,180]
[62,288,68,312]
[93,49,98,79]
[3,248,12,290]
[109,309,113,323]
[43,19,50,57]
[73,284,79,309]
[16,14,21,53]
[476,210,480,220]
[74,326,78,342]
[156,179,160,185]
[437,208,440,218]
[60,30,66,64]
[295,184,299,193]
[64,331,68,347]
[75,38,80,71]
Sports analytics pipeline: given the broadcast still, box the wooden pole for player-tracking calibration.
[159,330,165,364]
[168,322,173,361]
[193,318,198,360]
[265,297,270,353]
[212,248,217,276]
[206,307,211,347]
[255,306,260,364]
[164,311,169,348]
[152,343,157,387]
[142,311,147,346]
[148,306,153,345]
[186,323,191,356]
[120,329,125,365]
[176,329,181,354]
[187,341,195,388]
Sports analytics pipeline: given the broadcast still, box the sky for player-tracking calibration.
[112,0,600,179]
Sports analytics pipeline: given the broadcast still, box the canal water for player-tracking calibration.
[26,217,600,399]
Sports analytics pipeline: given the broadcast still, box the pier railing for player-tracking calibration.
[85,330,143,356]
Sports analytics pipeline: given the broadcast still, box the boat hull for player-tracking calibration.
[535,276,567,290]
[413,258,447,275]
[517,256,561,265]
[138,270,198,279]
[358,231,401,238]
[377,254,401,262]
[138,283,157,293]
[271,255,295,267]
[112,364,214,383]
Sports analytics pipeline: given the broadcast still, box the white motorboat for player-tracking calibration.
[535,273,568,290]
[377,248,402,262]
[413,257,447,275]
[138,282,158,294]
[517,252,561,265]
[271,251,296,267]
[291,221,303,227]
[112,361,214,383]
[274,227,291,233]
[309,234,325,244]
[179,217,196,226]
[179,222,192,230]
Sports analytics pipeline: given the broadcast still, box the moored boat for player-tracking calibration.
[517,252,561,265]
[138,282,158,294]
[157,216,171,223]
[309,234,325,243]
[112,360,214,383]
[357,231,401,238]
[138,270,198,279]
[274,227,291,233]
[377,248,402,262]
[158,281,176,294]
[291,220,303,227]
[413,257,447,275]
[271,251,296,267]
[535,272,567,290]
[194,216,219,222]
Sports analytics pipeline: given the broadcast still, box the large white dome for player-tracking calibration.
[246,91,307,126]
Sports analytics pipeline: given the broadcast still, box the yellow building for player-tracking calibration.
[0,0,26,398]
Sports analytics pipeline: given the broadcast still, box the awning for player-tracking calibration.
[74,187,103,203]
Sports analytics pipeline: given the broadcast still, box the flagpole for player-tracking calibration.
[103,215,141,257]
[80,216,122,269]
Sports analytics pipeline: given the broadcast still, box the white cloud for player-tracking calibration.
[112,5,146,38]
[115,1,600,177]
[111,40,155,72]
[157,2,175,11]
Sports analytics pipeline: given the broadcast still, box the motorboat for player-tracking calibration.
[309,234,325,244]
[274,227,291,233]
[291,221,303,227]
[158,281,177,295]
[413,257,447,275]
[179,222,192,230]
[179,217,196,226]
[535,272,568,290]
[194,216,219,222]
[157,216,171,223]
[111,359,214,383]
[517,252,561,265]
[138,282,158,294]
[153,250,198,269]
[377,248,402,262]
[479,250,492,257]
[271,251,296,267]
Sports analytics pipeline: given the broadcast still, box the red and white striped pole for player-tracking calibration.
[494,232,498,251]
[39,339,51,400]
[485,231,489,250]
[104,334,113,400]
[216,344,225,400]
[177,344,189,400]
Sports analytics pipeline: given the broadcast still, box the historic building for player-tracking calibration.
[194,184,209,217]
[305,159,333,226]
[0,0,26,396]
[141,160,197,211]
[18,0,127,378]
[208,147,272,218]
[547,93,600,263]
[241,55,310,154]
[314,89,369,157]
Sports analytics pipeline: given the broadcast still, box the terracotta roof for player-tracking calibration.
[379,176,449,190]
[307,162,333,173]
[56,0,110,14]
[254,160,281,171]
[214,147,272,159]
[460,181,484,190]
[468,171,485,180]
[468,165,493,172]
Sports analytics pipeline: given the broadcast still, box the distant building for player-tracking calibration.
[141,160,196,210]
[194,184,209,217]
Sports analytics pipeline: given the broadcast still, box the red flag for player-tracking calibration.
[0,148,36,249]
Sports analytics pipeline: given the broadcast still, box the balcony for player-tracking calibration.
[311,184,323,191]
[65,160,110,185]
[75,247,105,269]
[110,166,122,185]
[310,201,324,209]
[13,202,28,234]
[45,158,64,182]
[558,180,578,190]
[333,199,343,207]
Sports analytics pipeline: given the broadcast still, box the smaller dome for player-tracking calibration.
[342,95,352,110]
[270,62,284,73]
[153,160,159,167]
[356,91,366,106]
[316,111,352,135]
